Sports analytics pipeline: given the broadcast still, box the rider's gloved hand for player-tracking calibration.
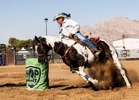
[69,33,73,38]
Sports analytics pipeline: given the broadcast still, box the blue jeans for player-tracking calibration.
[75,32,97,50]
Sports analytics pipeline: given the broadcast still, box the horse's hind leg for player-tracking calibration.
[75,67,98,89]
[113,54,131,88]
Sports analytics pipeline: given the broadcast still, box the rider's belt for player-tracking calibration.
[77,31,80,33]
[72,31,80,38]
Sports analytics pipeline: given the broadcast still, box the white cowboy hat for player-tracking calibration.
[53,13,67,21]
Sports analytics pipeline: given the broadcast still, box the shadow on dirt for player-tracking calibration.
[127,69,139,82]
[0,83,26,87]
[62,85,90,90]
[0,83,71,89]
[49,85,69,89]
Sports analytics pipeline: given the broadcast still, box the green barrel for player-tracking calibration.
[26,58,49,90]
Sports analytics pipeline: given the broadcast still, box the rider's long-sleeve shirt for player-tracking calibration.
[59,19,80,38]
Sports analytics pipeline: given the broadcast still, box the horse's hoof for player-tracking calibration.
[126,84,132,88]
[93,79,98,86]
[88,81,98,91]
[89,79,98,87]
[127,86,132,89]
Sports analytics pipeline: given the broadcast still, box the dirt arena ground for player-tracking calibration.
[0,60,139,100]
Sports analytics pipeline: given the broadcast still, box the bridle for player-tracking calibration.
[37,43,46,56]
[37,41,63,62]
[37,42,49,62]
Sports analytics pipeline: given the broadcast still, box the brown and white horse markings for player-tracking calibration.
[35,36,131,90]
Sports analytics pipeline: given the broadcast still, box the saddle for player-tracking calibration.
[72,35,100,54]
[89,37,100,43]
[61,37,101,71]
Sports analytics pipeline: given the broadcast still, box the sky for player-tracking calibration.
[0,0,139,44]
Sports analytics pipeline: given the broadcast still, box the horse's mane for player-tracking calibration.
[41,36,76,46]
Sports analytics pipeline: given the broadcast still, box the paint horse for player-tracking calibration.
[34,36,131,90]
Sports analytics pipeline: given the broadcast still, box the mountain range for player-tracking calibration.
[80,17,139,44]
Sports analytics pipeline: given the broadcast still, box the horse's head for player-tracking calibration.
[34,36,51,64]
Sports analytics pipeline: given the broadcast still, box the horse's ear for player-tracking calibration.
[34,36,40,43]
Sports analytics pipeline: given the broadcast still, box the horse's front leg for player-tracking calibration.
[75,67,98,89]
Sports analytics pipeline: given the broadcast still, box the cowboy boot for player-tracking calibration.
[87,46,101,57]
[94,50,101,57]
[74,37,101,57]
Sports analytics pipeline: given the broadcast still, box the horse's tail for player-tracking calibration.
[113,47,119,57]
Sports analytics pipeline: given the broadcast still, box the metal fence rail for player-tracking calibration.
[15,50,63,65]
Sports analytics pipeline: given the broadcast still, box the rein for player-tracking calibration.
[50,40,75,60]
[61,42,77,72]
[62,43,75,58]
